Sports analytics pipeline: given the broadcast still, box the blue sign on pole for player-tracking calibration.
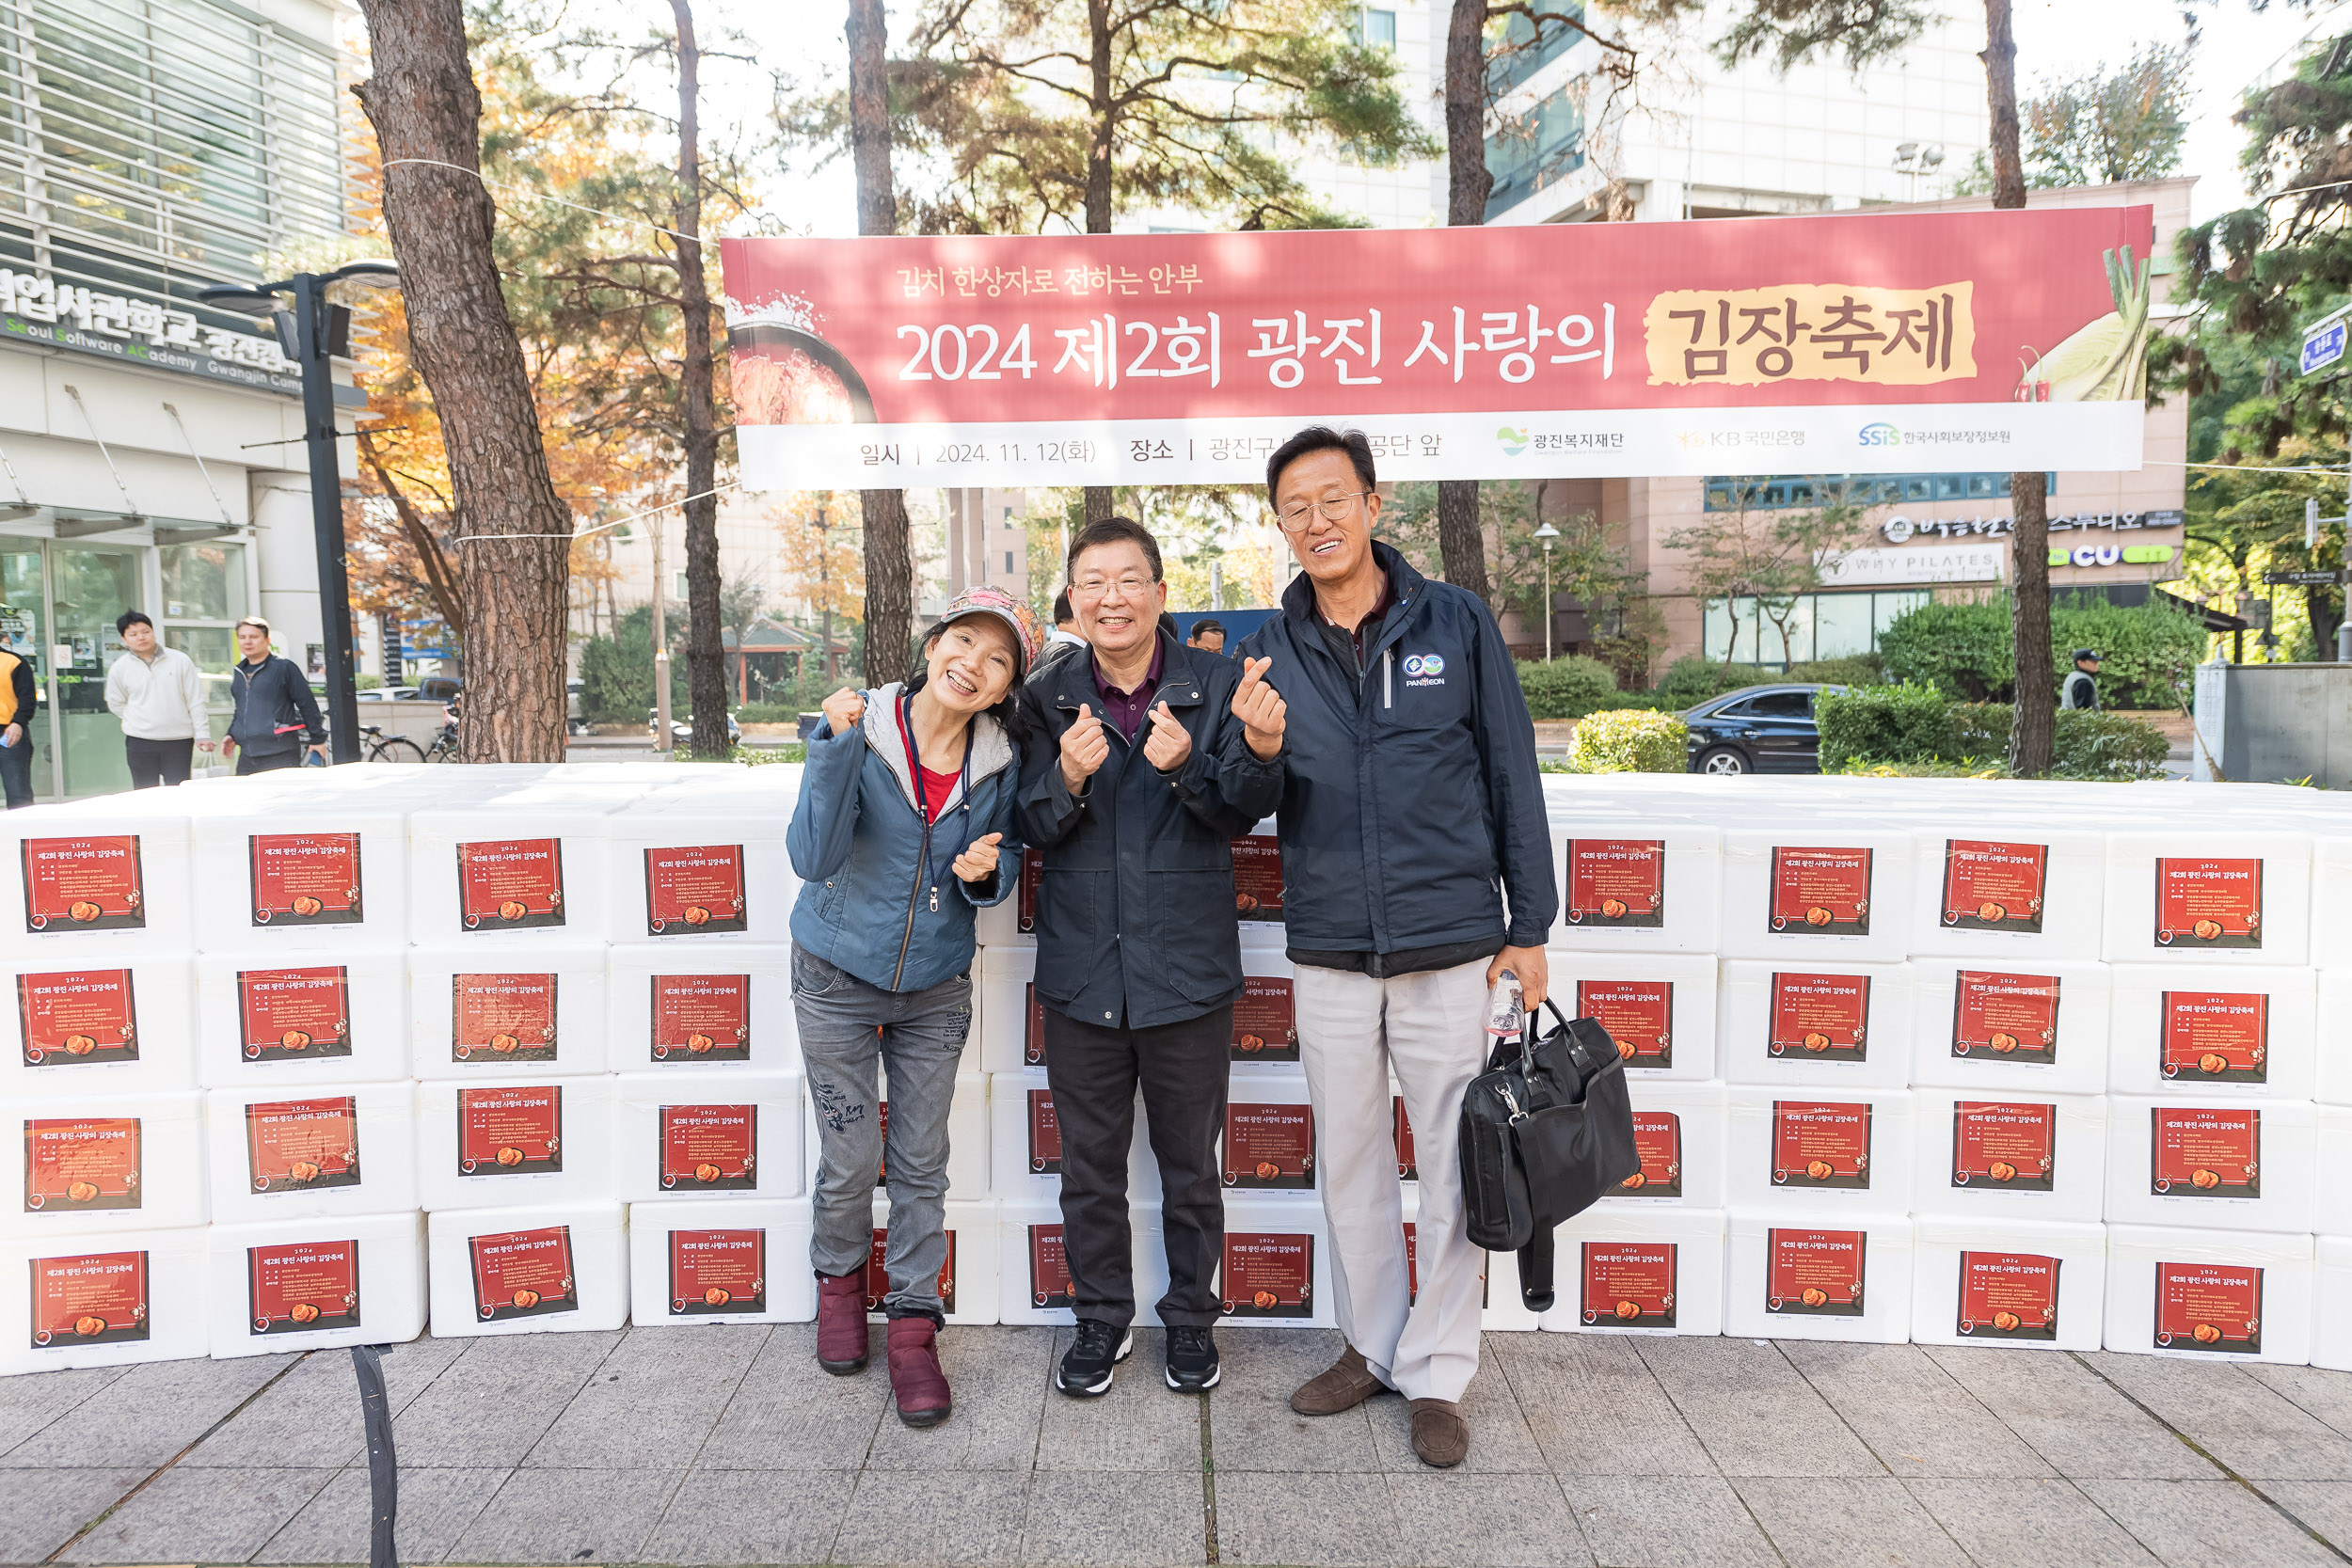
[2302,319,2346,375]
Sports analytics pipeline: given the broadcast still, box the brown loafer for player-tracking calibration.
[1290,1344,1391,1416]
[1409,1398,1470,1467]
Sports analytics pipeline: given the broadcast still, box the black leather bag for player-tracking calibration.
[1457,1001,1642,1311]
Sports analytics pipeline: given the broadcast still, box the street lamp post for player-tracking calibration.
[1533,519,1561,661]
[200,261,399,766]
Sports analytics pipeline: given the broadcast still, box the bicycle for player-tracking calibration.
[359,723,426,764]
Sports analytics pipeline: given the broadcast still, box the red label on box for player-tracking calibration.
[1029,1223,1072,1307]
[1767,1227,1867,1316]
[1027,1088,1061,1174]
[469,1225,578,1321]
[27,1249,148,1348]
[1223,1232,1313,1318]
[1224,1101,1315,1189]
[1015,847,1044,932]
[1768,846,1871,936]
[659,1103,757,1190]
[18,969,138,1068]
[644,845,748,935]
[23,1117,140,1212]
[2150,1106,2261,1197]
[649,974,751,1062]
[668,1227,765,1315]
[237,966,351,1063]
[1950,970,2059,1065]
[1768,972,1871,1061]
[22,836,143,933]
[872,1099,891,1189]
[452,973,559,1063]
[2162,991,2269,1085]
[1565,839,1667,928]
[2154,1260,2263,1354]
[1579,978,1673,1068]
[1231,977,1298,1062]
[247,1237,359,1336]
[1940,840,2047,933]
[1957,1250,2059,1340]
[1619,1111,1683,1196]
[249,832,363,927]
[868,1227,957,1313]
[456,1085,563,1176]
[245,1097,361,1193]
[2154,857,2263,949]
[1581,1241,1677,1328]
[1232,835,1283,922]
[1951,1101,2056,1192]
[1025,982,1045,1066]
[1404,1221,1419,1305]
[1772,1100,1873,1190]
[1393,1097,1417,1180]
[455,838,565,931]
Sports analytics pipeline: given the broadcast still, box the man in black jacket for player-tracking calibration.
[222,618,326,775]
[1236,427,1555,1470]
[1016,516,1286,1400]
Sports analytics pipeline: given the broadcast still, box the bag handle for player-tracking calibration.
[1516,997,1572,1071]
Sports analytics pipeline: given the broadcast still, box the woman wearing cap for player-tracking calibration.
[787,587,1040,1427]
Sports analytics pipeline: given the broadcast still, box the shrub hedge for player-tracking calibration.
[1819,685,2171,781]
[1876,594,2205,708]
[1514,656,1620,720]
[1568,708,1690,773]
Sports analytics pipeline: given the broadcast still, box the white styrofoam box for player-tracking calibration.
[425,1200,629,1338]
[1907,959,2112,1097]
[2322,970,2352,1107]
[2104,1096,2316,1234]
[606,944,797,1074]
[1542,1207,1727,1337]
[627,1197,817,1326]
[2,958,196,1094]
[406,942,611,1080]
[1221,1074,1317,1196]
[2313,1236,2352,1370]
[193,950,408,1088]
[1908,1089,2106,1224]
[1718,827,1915,962]
[613,1071,808,1204]
[1544,952,1717,1082]
[1908,1216,2107,1352]
[2104,1223,2312,1363]
[1547,823,1724,954]
[2107,966,2316,1100]
[600,797,794,945]
[809,1069,989,1201]
[205,1084,419,1223]
[406,796,630,944]
[1,1225,209,1373]
[1219,1193,1337,1329]
[189,800,413,953]
[204,1212,427,1358]
[987,1069,1157,1202]
[858,1194,998,1325]
[0,806,195,961]
[2310,1109,2352,1236]
[1907,826,2107,960]
[978,945,1040,1073]
[2103,830,2312,967]
[2,1089,207,1238]
[1719,961,1914,1089]
[1724,1211,1914,1344]
[1596,1080,1727,1210]
[1725,1087,1915,1214]
[977,822,1284,948]
[415,1074,618,1211]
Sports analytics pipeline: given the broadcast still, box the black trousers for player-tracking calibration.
[1041,1002,1232,1331]
[125,736,195,788]
[235,749,302,776]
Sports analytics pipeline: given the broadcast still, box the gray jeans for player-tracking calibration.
[791,942,972,1321]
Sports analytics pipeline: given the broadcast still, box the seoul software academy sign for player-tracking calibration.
[0,266,301,397]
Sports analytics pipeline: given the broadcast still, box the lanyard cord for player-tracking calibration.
[899,689,973,910]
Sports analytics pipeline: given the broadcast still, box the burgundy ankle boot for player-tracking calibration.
[886,1317,952,1428]
[816,1268,870,1374]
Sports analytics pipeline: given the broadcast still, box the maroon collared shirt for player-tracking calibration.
[1092,639,1165,741]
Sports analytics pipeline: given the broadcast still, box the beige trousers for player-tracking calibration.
[1294,958,1489,1403]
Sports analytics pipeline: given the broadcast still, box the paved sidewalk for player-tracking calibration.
[8,1326,2352,1566]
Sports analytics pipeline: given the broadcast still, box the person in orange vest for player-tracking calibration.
[0,642,34,808]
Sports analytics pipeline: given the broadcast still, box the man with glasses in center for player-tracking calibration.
[1236,427,1554,1468]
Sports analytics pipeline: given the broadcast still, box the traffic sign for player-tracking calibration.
[2305,319,2348,374]
[2265,569,2348,585]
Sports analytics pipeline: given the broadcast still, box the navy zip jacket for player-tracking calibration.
[1014,630,1283,1030]
[1235,541,1556,964]
[228,654,325,756]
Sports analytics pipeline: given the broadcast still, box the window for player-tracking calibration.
[1487,5,1583,94]
[1749,692,1812,718]
[1703,473,2058,512]
[1485,86,1584,218]
[1005,551,1015,575]
[1703,589,1933,669]
[1356,7,1396,49]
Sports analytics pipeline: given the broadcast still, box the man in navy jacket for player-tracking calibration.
[1236,428,1555,1469]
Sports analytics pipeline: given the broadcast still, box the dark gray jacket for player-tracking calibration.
[228,655,325,755]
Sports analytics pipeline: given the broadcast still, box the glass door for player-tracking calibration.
[49,545,141,798]
[0,544,52,800]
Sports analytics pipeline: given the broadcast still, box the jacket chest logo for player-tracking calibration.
[1401,652,1446,688]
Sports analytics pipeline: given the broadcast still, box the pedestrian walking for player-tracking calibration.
[221,619,325,775]
[786,586,1039,1429]
[1015,517,1285,1399]
[1235,426,1556,1469]
[0,638,35,808]
[104,611,212,787]
[2063,648,2101,711]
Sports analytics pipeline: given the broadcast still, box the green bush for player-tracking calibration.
[579,605,691,723]
[1948,703,2015,760]
[1787,655,1883,686]
[1877,599,2014,700]
[2052,708,2171,781]
[1568,708,1689,773]
[1815,684,1958,769]
[1817,689,2170,780]
[736,704,803,724]
[1515,656,1619,721]
[1654,657,1774,710]
[1876,594,2207,708]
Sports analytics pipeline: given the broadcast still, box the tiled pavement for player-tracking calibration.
[10,1327,2352,1566]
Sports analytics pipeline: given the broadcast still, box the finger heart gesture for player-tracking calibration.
[1143,701,1193,771]
[951,832,1004,882]
[1232,657,1287,760]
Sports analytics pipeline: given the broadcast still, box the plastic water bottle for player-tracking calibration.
[1485,969,1525,1041]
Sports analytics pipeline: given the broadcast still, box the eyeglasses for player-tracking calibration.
[1071,574,1156,599]
[1277,491,1370,533]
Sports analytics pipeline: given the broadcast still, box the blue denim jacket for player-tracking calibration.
[787,682,1021,993]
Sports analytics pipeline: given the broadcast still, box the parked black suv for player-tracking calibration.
[1682,684,1844,774]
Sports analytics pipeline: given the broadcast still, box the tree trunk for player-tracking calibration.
[672,0,728,759]
[847,0,914,686]
[353,0,569,763]
[1078,0,1117,532]
[1436,0,1494,604]
[1982,0,2052,773]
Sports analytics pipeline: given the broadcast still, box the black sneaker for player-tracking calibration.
[1165,1325,1220,1392]
[1056,1318,1133,1398]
